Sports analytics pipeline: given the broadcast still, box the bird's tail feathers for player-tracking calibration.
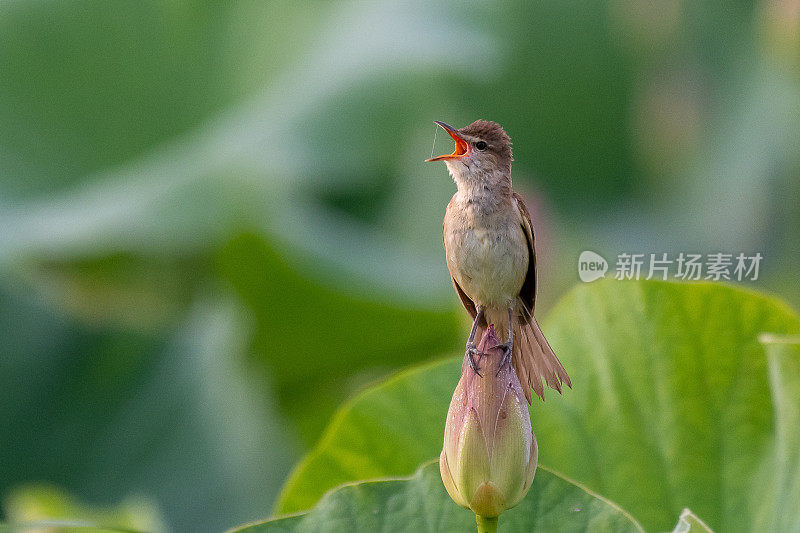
[513,300,571,403]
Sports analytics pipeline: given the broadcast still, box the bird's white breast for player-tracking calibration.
[445,196,528,308]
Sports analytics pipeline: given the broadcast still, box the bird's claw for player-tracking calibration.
[466,343,484,377]
[493,341,513,375]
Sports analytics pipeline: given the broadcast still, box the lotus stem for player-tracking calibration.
[476,514,498,533]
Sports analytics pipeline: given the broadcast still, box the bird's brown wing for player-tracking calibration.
[514,191,536,322]
[451,276,478,319]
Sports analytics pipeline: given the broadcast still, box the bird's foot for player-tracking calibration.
[466,343,484,377]
[493,341,513,375]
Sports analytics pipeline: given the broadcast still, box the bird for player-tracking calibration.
[426,119,570,402]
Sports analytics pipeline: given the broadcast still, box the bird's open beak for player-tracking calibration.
[425,121,470,162]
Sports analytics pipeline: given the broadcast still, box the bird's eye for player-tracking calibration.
[475,141,487,151]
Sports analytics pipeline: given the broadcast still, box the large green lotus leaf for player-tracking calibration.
[275,280,800,531]
[534,281,800,531]
[234,461,643,533]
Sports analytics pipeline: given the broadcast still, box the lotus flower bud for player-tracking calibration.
[440,325,537,519]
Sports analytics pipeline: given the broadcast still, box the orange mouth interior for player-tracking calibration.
[425,123,470,162]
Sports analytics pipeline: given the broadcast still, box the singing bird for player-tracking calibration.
[426,120,570,402]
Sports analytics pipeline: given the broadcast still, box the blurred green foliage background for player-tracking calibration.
[0,1,798,531]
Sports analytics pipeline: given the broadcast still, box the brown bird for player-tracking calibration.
[426,120,570,402]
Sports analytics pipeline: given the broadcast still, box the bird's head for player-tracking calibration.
[425,120,513,182]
